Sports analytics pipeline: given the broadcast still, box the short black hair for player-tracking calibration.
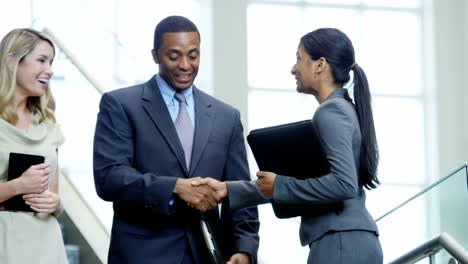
[153,16,200,51]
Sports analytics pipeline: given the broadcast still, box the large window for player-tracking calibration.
[0,0,204,232]
[115,0,202,85]
[247,0,429,262]
[1,1,436,262]
[0,0,31,37]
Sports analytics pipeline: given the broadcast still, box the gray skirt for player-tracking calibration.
[308,230,383,264]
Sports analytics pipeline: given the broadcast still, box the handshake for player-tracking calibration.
[173,177,227,212]
[173,171,277,212]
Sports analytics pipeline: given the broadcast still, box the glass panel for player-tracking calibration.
[257,204,308,263]
[305,0,360,6]
[245,85,314,264]
[52,52,114,230]
[117,0,201,86]
[248,90,318,131]
[247,89,318,177]
[247,90,318,176]
[247,4,302,89]
[259,0,302,2]
[434,248,465,264]
[373,96,426,184]
[365,184,424,220]
[302,7,360,46]
[376,166,468,263]
[362,0,421,8]
[0,0,30,37]
[247,4,361,90]
[33,0,121,91]
[362,10,422,95]
[305,0,420,8]
[32,0,201,90]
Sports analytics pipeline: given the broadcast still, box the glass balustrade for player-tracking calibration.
[376,165,468,263]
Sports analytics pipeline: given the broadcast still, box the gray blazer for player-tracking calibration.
[227,88,378,247]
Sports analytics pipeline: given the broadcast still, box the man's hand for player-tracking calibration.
[256,171,276,199]
[23,189,60,214]
[173,177,221,212]
[227,252,251,264]
[191,177,227,199]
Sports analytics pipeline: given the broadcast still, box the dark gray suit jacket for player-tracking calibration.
[93,76,259,264]
[227,88,378,247]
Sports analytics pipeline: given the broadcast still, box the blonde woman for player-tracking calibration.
[0,28,67,263]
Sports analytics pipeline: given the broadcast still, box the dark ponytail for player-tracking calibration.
[300,28,379,189]
[353,64,379,189]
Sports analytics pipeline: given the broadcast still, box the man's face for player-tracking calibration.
[153,32,200,91]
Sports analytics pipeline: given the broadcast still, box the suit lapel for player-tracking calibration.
[190,88,214,175]
[141,77,188,173]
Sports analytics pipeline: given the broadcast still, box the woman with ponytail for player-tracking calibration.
[193,28,383,263]
[264,28,383,263]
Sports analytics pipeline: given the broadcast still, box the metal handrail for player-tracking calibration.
[376,163,468,221]
[42,27,106,95]
[390,232,468,264]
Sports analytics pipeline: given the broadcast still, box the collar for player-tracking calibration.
[325,88,353,103]
[155,75,194,106]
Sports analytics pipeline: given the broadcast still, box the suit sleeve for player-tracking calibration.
[222,110,260,262]
[93,92,177,215]
[226,180,269,210]
[273,100,359,204]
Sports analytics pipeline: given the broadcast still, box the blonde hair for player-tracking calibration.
[0,28,56,125]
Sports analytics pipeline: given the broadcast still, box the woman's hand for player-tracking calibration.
[15,163,50,195]
[227,252,251,264]
[23,190,60,214]
[256,171,276,199]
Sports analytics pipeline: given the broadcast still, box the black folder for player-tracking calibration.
[247,120,329,179]
[201,214,225,264]
[247,120,342,218]
[4,152,45,212]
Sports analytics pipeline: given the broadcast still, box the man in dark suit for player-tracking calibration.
[93,16,259,264]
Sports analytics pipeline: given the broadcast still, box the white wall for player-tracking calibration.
[211,0,249,127]
[433,0,468,175]
[433,0,468,249]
